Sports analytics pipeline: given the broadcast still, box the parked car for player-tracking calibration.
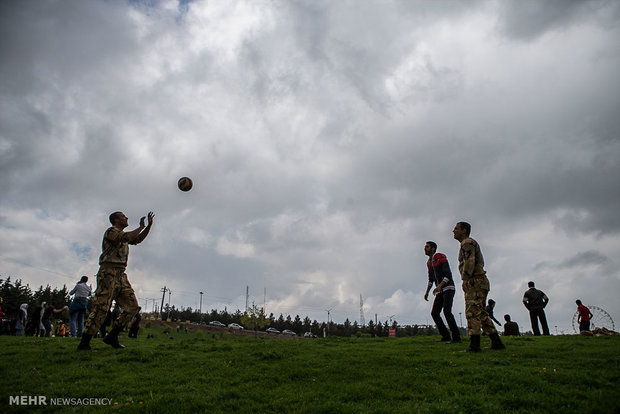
[303,332,317,338]
[209,321,226,327]
[266,328,280,334]
[228,323,244,330]
[281,329,296,336]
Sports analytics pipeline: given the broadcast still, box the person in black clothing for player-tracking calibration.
[41,302,68,337]
[128,307,142,338]
[503,314,520,336]
[486,299,501,326]
[99,305,119,338]
[522,281,550,336]
[423,241,461,343]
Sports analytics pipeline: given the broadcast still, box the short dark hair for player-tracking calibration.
[109,211,122,225]
[504,314,511,321]
[426,241,437,250]
[79,276,88,284]
[576,299,582,305]
[457,221,471,236]
[528,281,535,288]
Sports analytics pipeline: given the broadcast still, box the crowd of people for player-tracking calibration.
[1,292,143,341]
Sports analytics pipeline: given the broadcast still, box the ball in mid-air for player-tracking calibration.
[178,177,193,192]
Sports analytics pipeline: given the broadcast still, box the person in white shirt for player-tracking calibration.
[69,276,92,337]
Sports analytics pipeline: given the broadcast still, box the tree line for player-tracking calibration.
[1,276,447,337]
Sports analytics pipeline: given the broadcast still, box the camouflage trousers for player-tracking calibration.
[464,275,497,336]
[83,267,139,336]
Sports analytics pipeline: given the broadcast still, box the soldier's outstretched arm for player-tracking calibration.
[125,218,146,242]
[129,212,154,245]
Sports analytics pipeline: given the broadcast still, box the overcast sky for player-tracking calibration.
[1,0,619,333]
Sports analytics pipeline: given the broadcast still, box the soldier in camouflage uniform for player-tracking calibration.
[453,222,505,352]
[78,211,154,350]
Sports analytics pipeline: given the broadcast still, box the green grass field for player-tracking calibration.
[1,324,619,413]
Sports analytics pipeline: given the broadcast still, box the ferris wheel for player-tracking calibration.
[572,305,615,333]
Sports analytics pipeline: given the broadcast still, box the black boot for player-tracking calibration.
[103,326,125,349]
[489,332,506,350]
[77,333,92,351]
[462,335,481,353]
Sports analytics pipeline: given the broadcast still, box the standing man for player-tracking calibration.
[423,241,461,343]
[522,281,550,336]
[453,222,505,352]
[78,211,154,350]
[576,300,593,333]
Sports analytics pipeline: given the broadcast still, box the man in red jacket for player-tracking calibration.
[576,300,593,332]
[423,241,461,343]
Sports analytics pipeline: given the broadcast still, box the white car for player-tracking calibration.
[209,321,226,327]
[228,323,244,330]
[281,329,296,336]
[303,332,317,338]
[266,328,280,334]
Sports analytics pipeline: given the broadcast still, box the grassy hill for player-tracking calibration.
[1,323,618,413]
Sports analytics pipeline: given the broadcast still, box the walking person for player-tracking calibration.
[576,300,593,333]
[41,302,69,337]
[453,221,505,352]
[99,305,119,338]
[128,307,142,338]
[423,241,461,343]
[486,299,501,326]
[69,276,92,337]
[522,281,550,336]
[77,211,154,350]
[14,304,27,336]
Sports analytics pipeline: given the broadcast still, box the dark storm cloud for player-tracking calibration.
[534,250,611,271]
[1,1,619,329]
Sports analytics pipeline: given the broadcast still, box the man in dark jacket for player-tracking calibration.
[522,281,550,336]
[503,314,520,336]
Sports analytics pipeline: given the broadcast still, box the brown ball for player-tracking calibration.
[178,177,193,192]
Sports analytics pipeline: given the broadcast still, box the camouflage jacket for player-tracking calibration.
[98,227,129,268]
[457,237,486,280]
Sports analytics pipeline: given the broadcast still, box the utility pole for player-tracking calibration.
[359,294,365,327]
[159,286,167,320]
[167,289,172,320]
[459,312,463,328]
[199,291,204,315]
[325,307,333,336]
[245,286,249,312]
